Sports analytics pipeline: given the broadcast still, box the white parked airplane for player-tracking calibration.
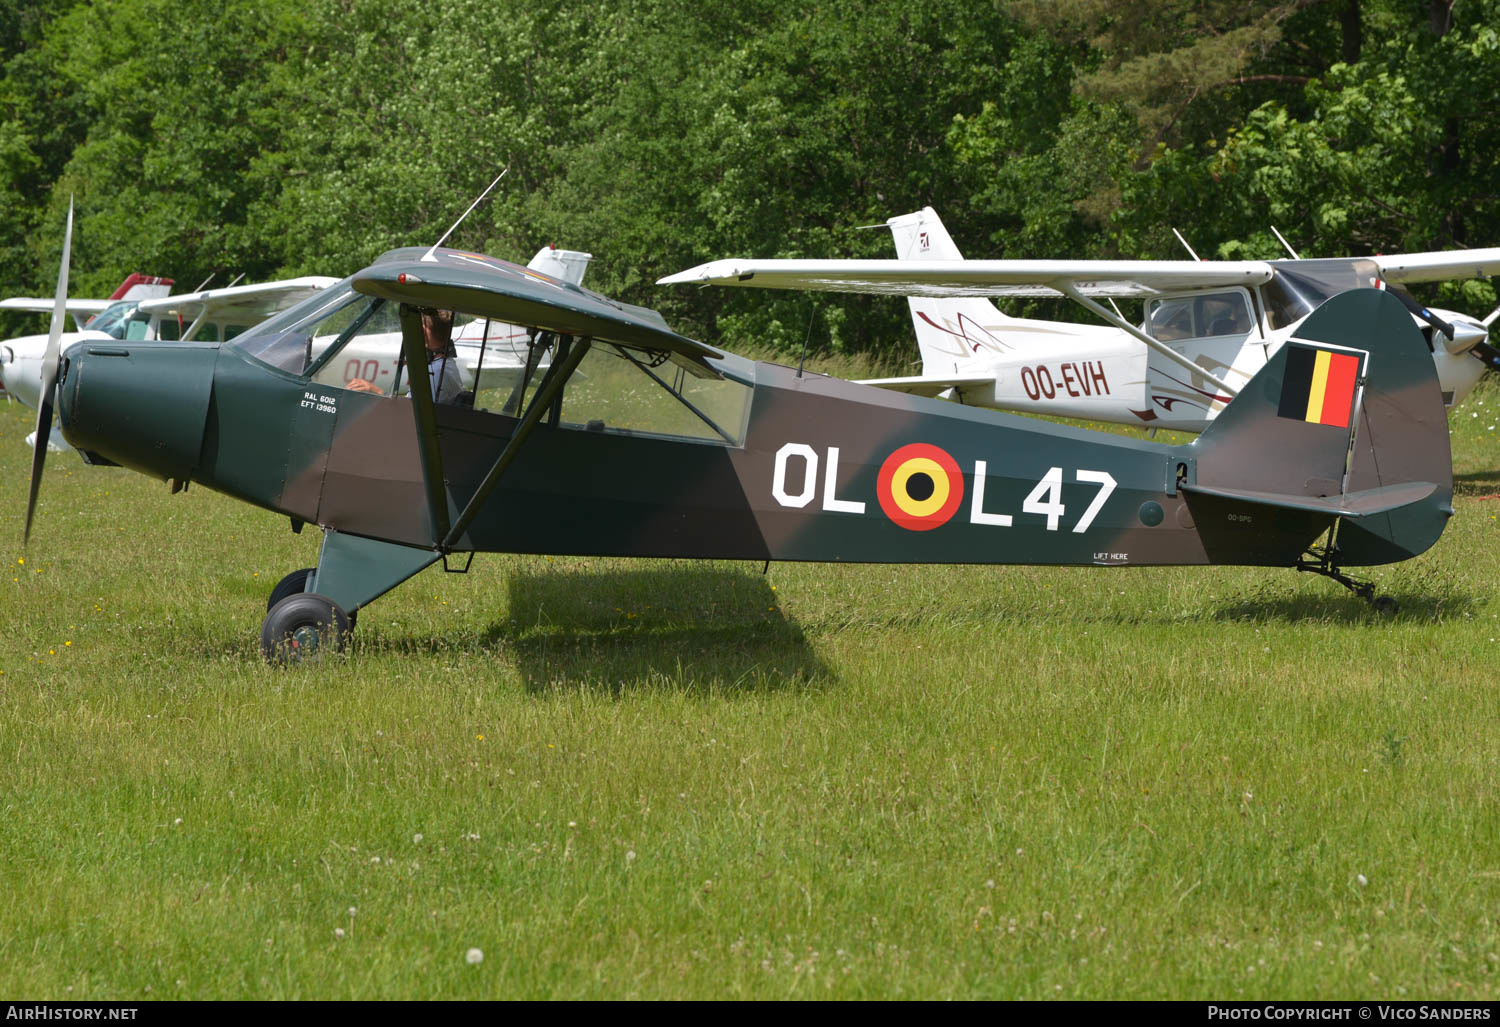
[2,274,337,448]
[0,271,175,337]
[1,246,593,448]
[660,207,1499,432]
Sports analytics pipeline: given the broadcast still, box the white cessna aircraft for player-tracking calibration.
[660,207,1500,432]
[2,245,593,448]
[1,273,340,448]
[0,271,175,336]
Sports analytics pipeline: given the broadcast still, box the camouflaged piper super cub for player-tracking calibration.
[28,237,1453,662]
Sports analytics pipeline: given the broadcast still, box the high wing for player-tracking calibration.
[1,296,112,331]
[1373,248,1500,284]
[136,276,340,324]
[658,258,1274,298]
[354,249,724,371]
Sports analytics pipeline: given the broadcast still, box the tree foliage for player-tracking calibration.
[1,0,1496,349]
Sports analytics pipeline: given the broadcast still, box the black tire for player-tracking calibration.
[260,592,350,665]
[267,567,316,612]
[1371,595,1398,616]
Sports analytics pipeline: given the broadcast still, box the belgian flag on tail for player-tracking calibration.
[1277,343,1363,428]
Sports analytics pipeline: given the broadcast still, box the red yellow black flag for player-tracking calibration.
[1277,344,1362,428]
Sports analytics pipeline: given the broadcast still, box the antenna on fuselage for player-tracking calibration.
[192,272,217,292]
[1270,226,1301,260]
[422,168,509,263]
[797,304,818,378]
[1171,228,1201,261]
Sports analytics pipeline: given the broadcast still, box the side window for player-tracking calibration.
[1145,298,1194,341]
[1200,295,1252,336]
[1145,291,1253,341]
[308,300,406,394]
[555,343,751,445]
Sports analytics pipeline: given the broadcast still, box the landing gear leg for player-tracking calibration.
[1296,525,1397,614]
[258,529,442,663]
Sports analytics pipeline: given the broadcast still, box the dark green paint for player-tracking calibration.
[52,248,1452,630]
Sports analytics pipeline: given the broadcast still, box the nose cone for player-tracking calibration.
[1441,317,1488,355]
[0,333,48,409]
[58,342,219,480]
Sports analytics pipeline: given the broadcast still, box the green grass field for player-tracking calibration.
[1,370,1497,1000]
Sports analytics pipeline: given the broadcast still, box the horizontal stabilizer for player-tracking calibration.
[1181,481,1438,519]
[857,374,994,398]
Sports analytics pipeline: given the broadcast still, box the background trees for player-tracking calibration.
[2,0,1496,347]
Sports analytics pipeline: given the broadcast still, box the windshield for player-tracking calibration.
[86,301,143,340]
[1263,258,1381,330]
[229,281,367,373]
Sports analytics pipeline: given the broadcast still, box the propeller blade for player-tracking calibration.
[23,198,73,544]
[1382,281,1456,340]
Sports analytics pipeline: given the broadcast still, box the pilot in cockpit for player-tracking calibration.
[347,306,465,404]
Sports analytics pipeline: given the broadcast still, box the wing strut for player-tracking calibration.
[1054,282,1239,399]
[399,304,453,544]
[439,335,593,550]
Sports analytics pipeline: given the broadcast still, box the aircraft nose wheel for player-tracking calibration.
[260,592,351,664]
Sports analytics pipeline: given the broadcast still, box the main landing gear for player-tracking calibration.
[258,530,443,664]
[261,589,351,663]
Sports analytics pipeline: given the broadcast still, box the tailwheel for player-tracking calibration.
[260,592,351,665]
[1295,526,1394,614]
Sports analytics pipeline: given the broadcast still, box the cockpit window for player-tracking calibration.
[1145,289,1254,341]
[552,342,752,445]
[1263,258,1381,330]
[229,282,368,374]
[87,301,142,340]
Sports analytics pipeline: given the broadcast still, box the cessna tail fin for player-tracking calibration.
[526,246,593,286]
[1187,288,1452,566]
[884,208,1012,373]
[109,273,174,302]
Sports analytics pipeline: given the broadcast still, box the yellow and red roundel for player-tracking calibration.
[877,443,965,531]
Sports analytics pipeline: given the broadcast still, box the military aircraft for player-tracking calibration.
[660,207,1500,432]
[24,209,1455,663]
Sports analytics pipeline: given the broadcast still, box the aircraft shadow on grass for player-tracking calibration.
[1209,574,1485,624]
[1453,469,1500,499]
[482,564,832,694]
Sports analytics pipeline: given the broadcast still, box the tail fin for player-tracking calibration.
[1187,288,1452,565]
[109,273,173,302]
[526,246,593,286]
[885,208,1014,371]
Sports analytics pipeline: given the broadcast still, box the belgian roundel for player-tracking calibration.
[877,443,965,531]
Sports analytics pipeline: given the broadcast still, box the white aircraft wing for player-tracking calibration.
[136,276,340,323]
[659,258,1273,299]
[1372,248,1500,284]
[856,374,996,398]
[1,297,113,316]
